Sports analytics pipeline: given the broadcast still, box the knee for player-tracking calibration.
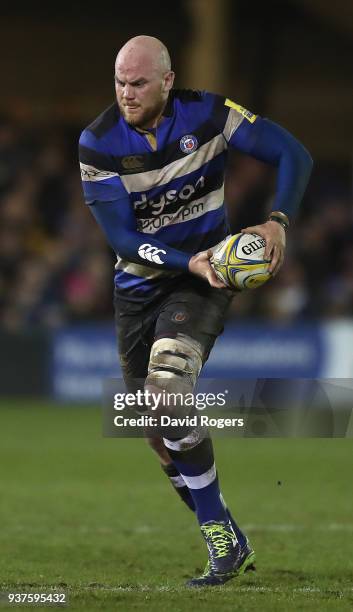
[145,334,203,416]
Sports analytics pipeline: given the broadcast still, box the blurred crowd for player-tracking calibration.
[1,116,352,331]
[0,117,114,330]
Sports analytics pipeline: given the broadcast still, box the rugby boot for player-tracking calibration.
[187,520,256,587]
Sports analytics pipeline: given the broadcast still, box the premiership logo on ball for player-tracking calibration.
[210,233,272,291]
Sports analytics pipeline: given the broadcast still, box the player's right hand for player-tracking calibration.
[188,249,227,289]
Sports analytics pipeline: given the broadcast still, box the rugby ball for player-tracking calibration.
[210,233,271,291]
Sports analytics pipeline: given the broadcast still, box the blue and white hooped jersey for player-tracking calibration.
[79,90,257,301]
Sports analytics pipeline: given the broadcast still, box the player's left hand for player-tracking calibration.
[189,249,228,288]
[241,221,286,276]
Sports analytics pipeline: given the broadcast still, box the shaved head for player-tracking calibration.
[116,35,171,76]
[114,36,174,128]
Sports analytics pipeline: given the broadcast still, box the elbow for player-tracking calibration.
[306,149,314,171]
[301,143,313,171]
[284,137,313,183]
[113,231,140,262]
[299,145,314,184]
[115,244,132,261]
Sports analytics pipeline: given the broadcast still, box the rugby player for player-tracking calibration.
[79,35,312,587]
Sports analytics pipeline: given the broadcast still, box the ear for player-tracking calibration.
[163,70,175,93]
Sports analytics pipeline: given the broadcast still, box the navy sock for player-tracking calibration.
[165,435,228,525]
[162,439,248,545]
[221,496,247,548]
[161,463,195,511]
[161,462,247,545]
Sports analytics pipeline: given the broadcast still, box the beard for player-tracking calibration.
[118,96,166,129]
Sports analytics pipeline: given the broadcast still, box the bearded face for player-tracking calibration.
[115,60,174,129]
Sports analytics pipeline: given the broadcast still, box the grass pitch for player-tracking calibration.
[0,400,352,611]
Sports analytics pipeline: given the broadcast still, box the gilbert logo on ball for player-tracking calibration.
[180,134,198,154]
[210,233,272,291]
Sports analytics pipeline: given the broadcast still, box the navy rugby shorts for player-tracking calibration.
[114,276,233,387]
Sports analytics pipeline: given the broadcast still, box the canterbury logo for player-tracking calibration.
[138,243,166,265]
[121,155,144,171]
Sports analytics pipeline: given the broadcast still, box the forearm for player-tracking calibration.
[89,200,191,271]
[263,119,313,218]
